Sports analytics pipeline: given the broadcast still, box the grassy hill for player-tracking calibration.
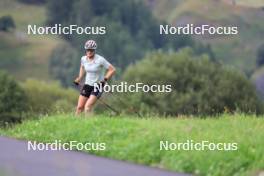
[146,0,264,74]
[232,0,264,7]
[1,114,264,176]
[0,0,63,81]
[1,0,263,80]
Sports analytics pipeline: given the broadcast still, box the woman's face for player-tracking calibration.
[86,49,95,58]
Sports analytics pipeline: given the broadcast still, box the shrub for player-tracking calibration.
[21,79,78,115]
[0,71,28,125]
[118,48,262,116]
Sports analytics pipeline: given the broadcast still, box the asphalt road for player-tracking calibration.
[0,137,189,176]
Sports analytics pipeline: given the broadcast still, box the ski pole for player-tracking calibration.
[73,81,120,115]
[107,91,142,117]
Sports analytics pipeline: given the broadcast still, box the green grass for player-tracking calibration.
[1,114,264,176]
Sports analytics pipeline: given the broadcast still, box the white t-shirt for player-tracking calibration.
[81,54,111,86]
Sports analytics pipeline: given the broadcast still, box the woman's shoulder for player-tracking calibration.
[81,56,87,62]
[95,54,107,61]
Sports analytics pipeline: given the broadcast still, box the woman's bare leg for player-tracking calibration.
[84,95,98,116]
[76,95,88,115]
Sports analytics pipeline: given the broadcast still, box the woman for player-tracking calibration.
[74,40,116,115]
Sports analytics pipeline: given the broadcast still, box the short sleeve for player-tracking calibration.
[80,56,85,66]
[100,56,111,69]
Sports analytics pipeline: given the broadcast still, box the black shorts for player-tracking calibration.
[80,84,103,98]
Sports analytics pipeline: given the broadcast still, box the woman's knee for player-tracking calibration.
[77,96,88,111]
[77,105,84,112]
[84,95,97,112]
[84,105,92,112]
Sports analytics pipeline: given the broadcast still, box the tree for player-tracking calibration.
[0,16,15,32]
[49,43,79,87]
[46,0,74,25]
[0,71,28,125]
[256,44,264,67]
[17,0,46,4]
[46,0,213,87]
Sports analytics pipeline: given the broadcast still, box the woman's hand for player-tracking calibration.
[74,65,85,85]
[104,65,116,80]
[99,78,108,88]
[74,77,81,85]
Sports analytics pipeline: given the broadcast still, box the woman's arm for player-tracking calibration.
[104,64,116,80]
[75,65,85,83]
